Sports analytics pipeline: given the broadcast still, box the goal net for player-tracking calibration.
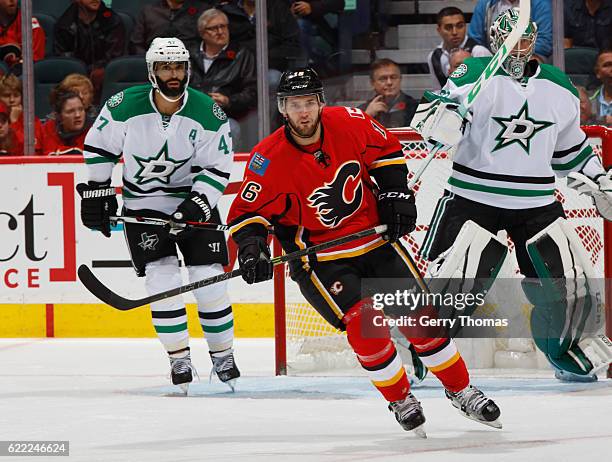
[274,127,612,376]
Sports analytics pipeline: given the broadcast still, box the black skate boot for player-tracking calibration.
[169,347,197,394]
[210,349,240,391]
[388,392,427,438]
[445,385,502,429]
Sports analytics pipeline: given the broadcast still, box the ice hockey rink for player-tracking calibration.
[1,338,610,462]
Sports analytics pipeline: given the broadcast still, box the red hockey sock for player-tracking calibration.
[343,300,410,402]
[410,337,469,393]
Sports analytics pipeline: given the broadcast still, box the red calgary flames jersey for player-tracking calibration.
[228,106,406,260]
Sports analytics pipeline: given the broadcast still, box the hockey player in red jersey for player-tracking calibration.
[227,68,501,436]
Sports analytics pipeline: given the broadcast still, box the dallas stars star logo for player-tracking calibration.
[492,101,554,154]
[133,141,188,185]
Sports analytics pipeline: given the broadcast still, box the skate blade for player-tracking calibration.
[224,379,237,392]
[458,409,502,429]
[412,424,427,439]
[178,383,190,395]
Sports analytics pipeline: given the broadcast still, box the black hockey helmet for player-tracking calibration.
[277,67,325,112]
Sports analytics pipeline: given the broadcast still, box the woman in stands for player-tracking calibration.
[41,88,90,156]
[57,73,99,120]
[0,74,43,155]
[0,101,21,155]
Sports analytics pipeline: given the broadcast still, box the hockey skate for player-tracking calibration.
[210,349,240,391]
[169,349,197,395]
[445,385,501,429]
[388,392,427,438]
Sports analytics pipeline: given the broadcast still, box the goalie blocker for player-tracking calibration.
[525,218,611,381]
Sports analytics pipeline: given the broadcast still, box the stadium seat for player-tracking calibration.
[34,57,88,119]
[32,0,70,19]
[100,56,148,103]
[35,13,56,58]
[111,0,158,19]
[115,11,135,53]
[565,47,599,90]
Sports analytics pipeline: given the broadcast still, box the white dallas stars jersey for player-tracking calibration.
[84,85,233,214]
[432,57,599,209]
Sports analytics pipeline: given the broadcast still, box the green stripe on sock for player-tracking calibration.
[201,319,234,334]
[155,322,188,333]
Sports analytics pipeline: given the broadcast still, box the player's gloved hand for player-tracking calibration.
[377,189,417,243]
[76,181,118,238]
[567,170,612,221]
[411,97,470,147]
[237,236,274,284]
[169,192,212,240]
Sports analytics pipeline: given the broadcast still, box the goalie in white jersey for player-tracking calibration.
[76,37,240,392]
[411,8,612,382]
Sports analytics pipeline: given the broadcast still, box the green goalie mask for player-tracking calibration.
[489,8,538,79]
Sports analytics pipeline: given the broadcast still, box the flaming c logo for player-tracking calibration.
[307,161,363,228]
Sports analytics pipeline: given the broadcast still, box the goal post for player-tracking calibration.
[273,126,612,377]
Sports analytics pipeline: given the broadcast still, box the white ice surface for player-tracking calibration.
[0,338,610,462]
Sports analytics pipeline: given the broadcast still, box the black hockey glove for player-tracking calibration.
[377,189,417,243]
[169,192,212,240]
[237,236,274,284]
[76,181,118,238]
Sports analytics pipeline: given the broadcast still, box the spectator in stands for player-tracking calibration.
[564,0,612,51]
[0,0,45,71]
[576,86,596,125]
[190,9,256,148]
[41,89,90,156]
[589,49,612,126]
[359,58,417,128]
[54,0,126,101]
[290,0,345,66]
[428,7,491,90]
[215,0,301,83]
[0,100,20,155]
[130,0,211,55]
[58,73,98,120]
[468,0,552,61]
[0,74,43,155]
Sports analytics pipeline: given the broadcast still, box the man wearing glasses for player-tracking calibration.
[359,58,418,129]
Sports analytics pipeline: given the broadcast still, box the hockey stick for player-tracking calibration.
[110,215,229,231]
[407,0,531,189]
[78,224,388,311]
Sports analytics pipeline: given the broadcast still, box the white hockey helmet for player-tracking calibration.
[145,37,191,102]
[489,8,538,79]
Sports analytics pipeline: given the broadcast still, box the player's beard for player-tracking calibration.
[157,76,188,98]
[286,112,322,139]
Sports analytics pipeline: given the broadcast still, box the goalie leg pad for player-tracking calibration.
[427,220,507,320]
[145,256,189,353]
[525,218,606,378]
[343,301,410,402]
[188,264,234,352]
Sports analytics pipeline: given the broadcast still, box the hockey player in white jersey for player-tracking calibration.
[76,37,240,392]
[411,8,612,382]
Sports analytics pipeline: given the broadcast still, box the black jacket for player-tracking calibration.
[190,42,257,120]
[215,0,301,70]
[130,0,211,55]
[54,2,125,69]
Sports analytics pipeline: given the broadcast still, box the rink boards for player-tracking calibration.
[0,155,278,337]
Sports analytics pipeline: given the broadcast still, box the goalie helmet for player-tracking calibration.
[277,67,325,113]
[489,8,538,79]
[146,37,191,102]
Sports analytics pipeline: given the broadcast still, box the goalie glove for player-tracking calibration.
[567,170,612,221]
[410,98,470,148]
